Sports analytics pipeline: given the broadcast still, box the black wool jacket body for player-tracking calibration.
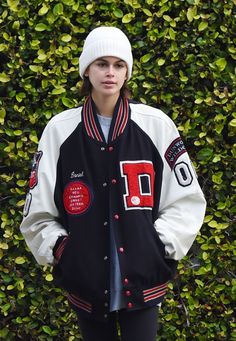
[20,96,206,321]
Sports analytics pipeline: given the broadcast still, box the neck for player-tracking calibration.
[91,92,120,117]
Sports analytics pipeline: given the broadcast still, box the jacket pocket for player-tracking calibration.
[52,235,70,288]
[53,236,69,262]
[152,228,178,279]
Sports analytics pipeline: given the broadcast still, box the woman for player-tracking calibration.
[20,26,206,341]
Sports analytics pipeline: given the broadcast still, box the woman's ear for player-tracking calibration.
[84,67,89,78]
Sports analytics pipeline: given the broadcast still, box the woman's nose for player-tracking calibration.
[106,65,114,76]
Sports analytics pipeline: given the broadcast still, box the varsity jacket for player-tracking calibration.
[20,96,206,321]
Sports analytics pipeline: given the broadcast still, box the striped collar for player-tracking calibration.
[82,95,130,143]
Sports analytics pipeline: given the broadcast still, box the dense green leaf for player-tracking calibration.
[113,9,123,18]
[53,3,64,16]
[140,53,152,63]
[0,72,10,82]
[198,21,208,31]
[35,23,48,31]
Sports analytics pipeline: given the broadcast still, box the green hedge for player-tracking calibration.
[0,0,235,340]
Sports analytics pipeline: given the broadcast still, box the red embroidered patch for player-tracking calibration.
[29,151,43,189]
[120,160,155,210]
[63,181,92,215]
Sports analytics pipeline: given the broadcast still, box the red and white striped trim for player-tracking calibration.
[116,97,129,138]
[88,98,103,142]
[83,97,94,139]
[83,97,103,141]
[54,236,68,261]
[83,96,129,142]
[112,97,129,141]
[143,283,168,303]
[67,293,92,313]
[112,98,123,141]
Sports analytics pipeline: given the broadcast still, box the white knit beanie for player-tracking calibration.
[79,26,133,80]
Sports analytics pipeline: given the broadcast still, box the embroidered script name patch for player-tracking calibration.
[165,137,186,169]
[63,181,92,215]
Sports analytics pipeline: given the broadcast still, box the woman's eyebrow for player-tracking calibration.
[96,58,125,63]
[96,58,107,62]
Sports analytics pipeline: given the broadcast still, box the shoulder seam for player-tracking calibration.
[130,103,174,128]
[47,107,82,127]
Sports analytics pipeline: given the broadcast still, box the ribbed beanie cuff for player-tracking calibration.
[79,27,133,80]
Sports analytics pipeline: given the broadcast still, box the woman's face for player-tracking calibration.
[84,56,128,98]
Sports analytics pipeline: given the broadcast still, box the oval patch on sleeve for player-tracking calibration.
[29,151,43,189]
[63,181,92,215]
[165,137,186,169]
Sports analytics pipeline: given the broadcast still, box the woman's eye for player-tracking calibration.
[116,63,125,68]
[97,62,106,67]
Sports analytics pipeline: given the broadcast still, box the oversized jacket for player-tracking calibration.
[20,96,206,321]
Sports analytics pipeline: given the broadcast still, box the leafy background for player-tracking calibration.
[0,0,235,340]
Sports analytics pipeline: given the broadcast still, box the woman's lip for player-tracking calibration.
[102,81,116,84]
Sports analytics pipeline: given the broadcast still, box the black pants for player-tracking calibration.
[77,306,158,341]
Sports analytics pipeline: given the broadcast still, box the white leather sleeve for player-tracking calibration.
[131,104,206,260]
[20,108,81,265]
[155,116,206,260]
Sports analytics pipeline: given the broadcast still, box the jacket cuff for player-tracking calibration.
[53,236,68,262]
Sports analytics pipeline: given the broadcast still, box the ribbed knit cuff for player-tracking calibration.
[53,236,68,262]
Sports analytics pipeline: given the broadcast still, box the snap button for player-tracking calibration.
[124,278,129,285]
[114,214,119,220]
[101,147,105,151]
[103,182,107,187]
[104,289,108,294]
[128,302,133,309]
[125,290,131,296]
[103,221,108,226]
[108,146,114,152]
[111,179,117,184]
[104,256,108,260]
[119,247,124,253]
